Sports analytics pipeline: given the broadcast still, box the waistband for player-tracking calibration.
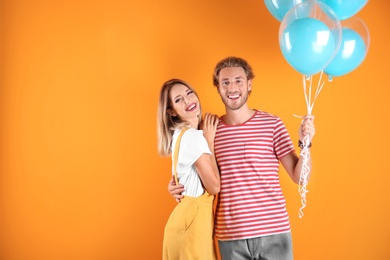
[181,192,215,206]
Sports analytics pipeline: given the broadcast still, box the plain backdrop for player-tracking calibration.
[1,1,389,259]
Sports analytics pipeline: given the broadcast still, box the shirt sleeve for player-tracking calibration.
[179,128,211,167]
[273,117,295,159]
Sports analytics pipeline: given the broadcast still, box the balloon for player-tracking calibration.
[318,0,368,20]
[264,0,308,22]
[324,17,370,77]
[279,1,342,76]
[280,18,335,75]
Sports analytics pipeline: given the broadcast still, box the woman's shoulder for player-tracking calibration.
[173,127,203,141]
[183,127,204,139]
[179,128,207,148]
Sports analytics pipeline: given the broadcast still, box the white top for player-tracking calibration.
[171,128,211,198]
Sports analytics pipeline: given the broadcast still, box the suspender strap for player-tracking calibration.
[173,128,189,185]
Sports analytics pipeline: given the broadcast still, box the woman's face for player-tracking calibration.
[169,83,200,126]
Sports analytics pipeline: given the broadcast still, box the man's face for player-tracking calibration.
[217,67,252,111]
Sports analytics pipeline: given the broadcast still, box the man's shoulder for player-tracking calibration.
[254,110,280,120]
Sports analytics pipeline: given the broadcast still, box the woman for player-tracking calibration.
[157,79,220,260]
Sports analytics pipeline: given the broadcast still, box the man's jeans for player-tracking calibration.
[218,232,293,260]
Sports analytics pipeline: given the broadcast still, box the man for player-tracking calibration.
[168,56,315,259]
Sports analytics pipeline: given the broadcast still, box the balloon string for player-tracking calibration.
[298,134,311,218]
[294,71,326,118]
[296,71,327,218]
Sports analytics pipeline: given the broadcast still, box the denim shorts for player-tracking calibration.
[218,232,293,260]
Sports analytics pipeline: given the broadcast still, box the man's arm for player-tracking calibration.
[280,114,315,184]
[280,152,311,184]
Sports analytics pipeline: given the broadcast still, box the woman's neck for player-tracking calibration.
[187,117,199,129]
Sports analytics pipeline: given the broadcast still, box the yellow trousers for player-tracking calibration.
[163,192,217,260]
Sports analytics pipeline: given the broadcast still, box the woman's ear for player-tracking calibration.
[167,109,177,117]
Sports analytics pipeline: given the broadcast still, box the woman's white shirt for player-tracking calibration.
[171,128,211,198]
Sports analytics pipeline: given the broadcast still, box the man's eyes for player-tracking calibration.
[221,80,243,86]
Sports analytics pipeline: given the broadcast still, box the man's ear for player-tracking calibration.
[217,86,221,95]
[167,109,177,117]
[248,80,252,92]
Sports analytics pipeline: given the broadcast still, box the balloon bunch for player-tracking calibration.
[265,0,371,80]
[264,0,370,218]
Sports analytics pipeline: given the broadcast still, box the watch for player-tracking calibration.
[298,140,312,149]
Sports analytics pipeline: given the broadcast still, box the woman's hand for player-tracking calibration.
[201,113,219,147]
[167,176,184,203]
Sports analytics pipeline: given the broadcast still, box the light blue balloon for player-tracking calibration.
[280,17,336,75]
[324,28,367,77]
[264,0,308,21]
[318,0,368,20]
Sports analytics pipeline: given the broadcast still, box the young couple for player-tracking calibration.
[157,56,315,260]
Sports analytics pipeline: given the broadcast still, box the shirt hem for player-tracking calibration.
[216,229,291,241]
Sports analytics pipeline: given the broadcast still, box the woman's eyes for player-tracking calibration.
[174,90,194,103]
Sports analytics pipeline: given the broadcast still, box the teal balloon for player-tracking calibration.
[280,17,336,76]
[264,0,308,21]
[318,0,368,20]
[324,28,367,77]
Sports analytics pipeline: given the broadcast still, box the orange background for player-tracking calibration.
[1,1,389,259]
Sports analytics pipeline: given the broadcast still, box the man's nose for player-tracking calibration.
[227,82,237,91]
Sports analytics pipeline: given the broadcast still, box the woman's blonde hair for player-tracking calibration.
[157,79,202,157]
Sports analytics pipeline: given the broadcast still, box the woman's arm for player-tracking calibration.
[194,113,220,194]
[167,113,220,199]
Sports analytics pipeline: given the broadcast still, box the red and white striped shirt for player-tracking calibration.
[214,110,295,241]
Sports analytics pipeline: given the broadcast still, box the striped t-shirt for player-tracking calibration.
[214,110,295,241]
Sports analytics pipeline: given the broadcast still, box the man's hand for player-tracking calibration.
[299,114,315,142]
[168,176,184,202]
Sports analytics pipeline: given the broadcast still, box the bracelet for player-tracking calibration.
[298,140,312,149]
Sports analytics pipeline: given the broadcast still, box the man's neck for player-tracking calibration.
[223,106,256,125]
